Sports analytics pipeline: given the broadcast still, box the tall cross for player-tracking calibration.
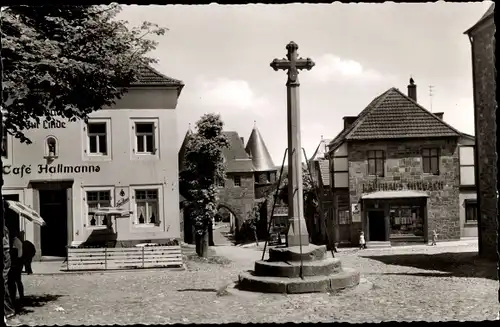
[270,42,315,248]
[270,41,315,86]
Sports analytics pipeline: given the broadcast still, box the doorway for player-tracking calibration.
[39,190,68,257]
[368,210,386,241]
[4,194,20,237]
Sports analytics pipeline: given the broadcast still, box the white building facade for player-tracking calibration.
[2,67,184,259]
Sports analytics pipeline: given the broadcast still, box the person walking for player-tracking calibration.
[431,229,439,246]
[359,230,367,249]
[8,229,24,310]
[21,232,35,275]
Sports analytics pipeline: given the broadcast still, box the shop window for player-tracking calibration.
[44,136,58,158]
[234,175,241,187]
[338,210,351,225]
[86,190,112,227]
[389,205,424,237]
[465,200,477,223]
[87,121,108,155]
[1,128,8,158]
[422,148,439,175]
[367,150,385,177]
[134,122,157,154]
[134,189,159,225]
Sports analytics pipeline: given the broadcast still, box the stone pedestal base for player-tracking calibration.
[237,244,360,294]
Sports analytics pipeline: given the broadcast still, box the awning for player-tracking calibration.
[362,190,429,200]
[6,200,46,226]
[90,207,130,216]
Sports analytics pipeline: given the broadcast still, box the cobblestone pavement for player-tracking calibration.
[12,243,499,325]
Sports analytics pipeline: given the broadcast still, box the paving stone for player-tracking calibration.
[11,243,499,325]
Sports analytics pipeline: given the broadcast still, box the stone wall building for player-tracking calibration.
[179,124,277,242]
[326,78,476,246]
[464,3,497,260]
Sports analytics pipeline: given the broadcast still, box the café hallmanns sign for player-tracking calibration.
[3,164,101,177]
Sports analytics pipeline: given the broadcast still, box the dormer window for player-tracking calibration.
[44,136,59,159]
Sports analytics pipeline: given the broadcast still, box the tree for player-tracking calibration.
[1,4,167,143]
[179,114,229,257]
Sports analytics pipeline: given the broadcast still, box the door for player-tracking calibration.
[368,210,386,241]
[39,190,68,257]
[4,194,20,237]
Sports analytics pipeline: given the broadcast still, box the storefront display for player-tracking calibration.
[389,205,424,237]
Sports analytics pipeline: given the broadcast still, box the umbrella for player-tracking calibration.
[6,200,46,226]
[90,207,130,216]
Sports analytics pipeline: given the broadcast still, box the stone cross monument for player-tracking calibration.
[270,41,315,247]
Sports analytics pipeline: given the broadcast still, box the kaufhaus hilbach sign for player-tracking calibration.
[3,164,101,177]
[362,180,445,193]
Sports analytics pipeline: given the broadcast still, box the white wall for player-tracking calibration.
[3,87,181,245]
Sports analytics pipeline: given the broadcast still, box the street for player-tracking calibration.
[13,241,498,324]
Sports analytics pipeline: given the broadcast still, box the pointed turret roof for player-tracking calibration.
[245,124,276,172]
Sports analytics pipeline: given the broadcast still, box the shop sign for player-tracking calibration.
[3,164,100,177]
[362,180,445,193]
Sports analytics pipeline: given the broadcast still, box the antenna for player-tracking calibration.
[429,85,435,112]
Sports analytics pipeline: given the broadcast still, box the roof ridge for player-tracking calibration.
[145,65,184,85]
[390,88,461,136]
[327,88,394,151]
[345,88,395,139]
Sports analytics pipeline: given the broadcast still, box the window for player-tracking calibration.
[87,122,108,155]
[135,122,156,154]
[135,189,159,225]
[1,128,7,158]
[465,200,477,223]
[44,136,58,158]
[367,150,385,177]
[422,148,439,175]
[338,210,351,225]
[459,146,475,185]
[87,191,111,227]
[234,175,241,187]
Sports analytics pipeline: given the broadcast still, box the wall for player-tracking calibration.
[2,87,181,249]
[470,19,497,260]
[216,172,255,233]
[348,138,461,241]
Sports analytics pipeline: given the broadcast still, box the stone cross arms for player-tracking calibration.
[270,41,315,86]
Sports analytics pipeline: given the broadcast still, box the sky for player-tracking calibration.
[118,1,492,165]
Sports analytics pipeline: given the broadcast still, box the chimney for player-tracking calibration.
[343,116,358,130]
[408,77,417,102]
[434,112,444,120]
[240,137,245,145]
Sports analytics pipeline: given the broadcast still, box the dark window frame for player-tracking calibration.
[422,148,440,175]
[464,199,478,223]
[87,121,108,155]
[233,175,241,187]
[367,150,385,177]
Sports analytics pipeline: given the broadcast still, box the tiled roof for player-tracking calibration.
[222,132,254,173]
[131,65,184,87]
[464,3,495,34]
[245,126,276,172]
[317,160,330,186]
[328,87,460,150]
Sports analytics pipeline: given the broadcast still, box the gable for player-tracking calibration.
[345,88,460,140]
